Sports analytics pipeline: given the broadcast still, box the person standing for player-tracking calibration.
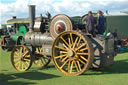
[83,11,97,35]
[96,10,106,35]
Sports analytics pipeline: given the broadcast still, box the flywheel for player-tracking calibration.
[49,14,72,39]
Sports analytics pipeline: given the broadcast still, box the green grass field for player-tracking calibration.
[0,48,128,85]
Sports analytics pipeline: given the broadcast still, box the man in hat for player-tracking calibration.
[83,11,97,35]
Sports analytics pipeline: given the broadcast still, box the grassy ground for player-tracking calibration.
[0,48,128,85]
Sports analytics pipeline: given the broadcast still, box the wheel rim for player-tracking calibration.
[52,31,93,75]
[17,36,25,45]
[34,47,51,67]
[1,37,8,51]
[11,45,32,71]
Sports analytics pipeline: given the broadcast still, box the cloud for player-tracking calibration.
[0,0,128,24]
[0,0,29,23]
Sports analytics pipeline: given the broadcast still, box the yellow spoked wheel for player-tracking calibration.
[11,45,32,71]
[52,31,94,75]
[34,47,51,67]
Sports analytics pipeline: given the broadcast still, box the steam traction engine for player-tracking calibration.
[10,5,116,75]
[0,17,29,51]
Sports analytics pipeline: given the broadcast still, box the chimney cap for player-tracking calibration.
[28,5,35,7]
[12,16,16,19]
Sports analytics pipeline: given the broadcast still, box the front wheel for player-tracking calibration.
[1,37,10,51]
[11,45,32,71]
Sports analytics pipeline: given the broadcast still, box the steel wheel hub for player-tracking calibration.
[56,24,63,33]
[68,49,74,57]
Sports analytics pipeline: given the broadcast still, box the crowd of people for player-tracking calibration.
[82,10,106,36]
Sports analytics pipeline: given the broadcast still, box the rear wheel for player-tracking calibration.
[52,31,94,75]
[34,47,51,67]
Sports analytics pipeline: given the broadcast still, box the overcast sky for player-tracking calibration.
[0,0,128,24]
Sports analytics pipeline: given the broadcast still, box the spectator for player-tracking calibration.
[96,10,106,35]
[113,29,118,51]
[83,11,97,35]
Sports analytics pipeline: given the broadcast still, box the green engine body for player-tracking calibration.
[12,25,27,41]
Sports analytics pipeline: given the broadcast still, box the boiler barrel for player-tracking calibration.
[25,32,53,46]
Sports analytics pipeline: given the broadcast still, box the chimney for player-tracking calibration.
[13,16,16,19]
[28,5,35,32]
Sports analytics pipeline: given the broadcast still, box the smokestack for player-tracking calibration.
[28,5,35,32]
[13,16,16,19]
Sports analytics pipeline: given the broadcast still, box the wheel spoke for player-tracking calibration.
[15,50,20,57]
[75,43,86,51]
[42,57,47,64]
[80,56,88,62]
[22,62,24,71]
[61,55,68,62]
[25,61,30,66]
[70,61,74,73]
[77,37,81,47]
[60,36,70,48]
[70,33,74,45]
[40,58,45,65]
[18,61,21,70]
[22,50,29,57]
[55,45,67,51]
[23,47,26,53]
[62,43,69,50]
[77,52,88,55]
[17,48,20,53]
[14,58,20,62]
[80,47,88,51]
[77,61,82,71]
[15,61,20,66]
[55,54,67,59]
[60,51,67,54]
[24,55,30,59]
[22,62,27,70]
[60,59,69,69]
[24,58,30,61]
[68,37,71,48]
[44,56,50,60]
[20,47,23,56]
[79,59,86,65]
[14,56,19,57]
[68,60,71,72]
[73,37,78,49]
[15,52,19,56]
[73,60,79,72]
